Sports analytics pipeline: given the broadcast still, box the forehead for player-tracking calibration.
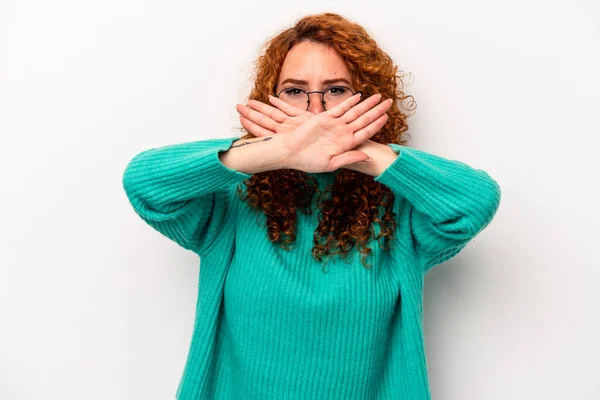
[278,41,351,84]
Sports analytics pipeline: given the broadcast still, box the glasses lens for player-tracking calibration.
[323,86,354,109]
[278,88,309,110]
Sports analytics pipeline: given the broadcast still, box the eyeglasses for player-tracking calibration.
[274,86,357,111]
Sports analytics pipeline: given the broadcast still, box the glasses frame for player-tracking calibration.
[273,86,358,111]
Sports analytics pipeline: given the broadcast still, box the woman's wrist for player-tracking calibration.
[343,141,398,177]
[219,134,292,174]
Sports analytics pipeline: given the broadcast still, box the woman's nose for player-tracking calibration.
[307,93,326,114]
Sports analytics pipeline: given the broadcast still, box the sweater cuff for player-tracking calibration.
[194,136,253,193]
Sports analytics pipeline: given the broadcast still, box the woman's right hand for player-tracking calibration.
[279,93,393,173]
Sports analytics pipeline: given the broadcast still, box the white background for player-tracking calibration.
[1,0,599,399]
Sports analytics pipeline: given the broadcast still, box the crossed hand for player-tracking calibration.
[235,93,393,173]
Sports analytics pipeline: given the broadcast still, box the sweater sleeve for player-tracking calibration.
[122,136,252,256]
[374,143,501,273]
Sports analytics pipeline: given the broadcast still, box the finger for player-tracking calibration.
[328,150,371,171]
[236,104,279,132]
[325,93,362,118]
[352,113,389,146]
[348,98,393,133]
[239,115,276,137]
[341,93,383,124]
[247,99,288,123]
[268,95,304,117]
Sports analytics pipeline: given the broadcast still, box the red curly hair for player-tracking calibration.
[235,12,417,269]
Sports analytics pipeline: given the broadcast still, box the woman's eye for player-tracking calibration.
[284,88,303,96]
[328,86,348,95]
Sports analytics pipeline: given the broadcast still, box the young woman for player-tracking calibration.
[123,12,501,400]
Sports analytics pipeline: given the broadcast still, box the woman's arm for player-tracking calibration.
[122,103,387,256]
[122,135,289,255]
[349,141,501,273]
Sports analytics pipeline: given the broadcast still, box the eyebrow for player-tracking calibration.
[280,78,352,86]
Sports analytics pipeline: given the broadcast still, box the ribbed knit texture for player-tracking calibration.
[122,136,501,399]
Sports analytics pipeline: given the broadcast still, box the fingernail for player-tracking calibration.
[364,158,372,162]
